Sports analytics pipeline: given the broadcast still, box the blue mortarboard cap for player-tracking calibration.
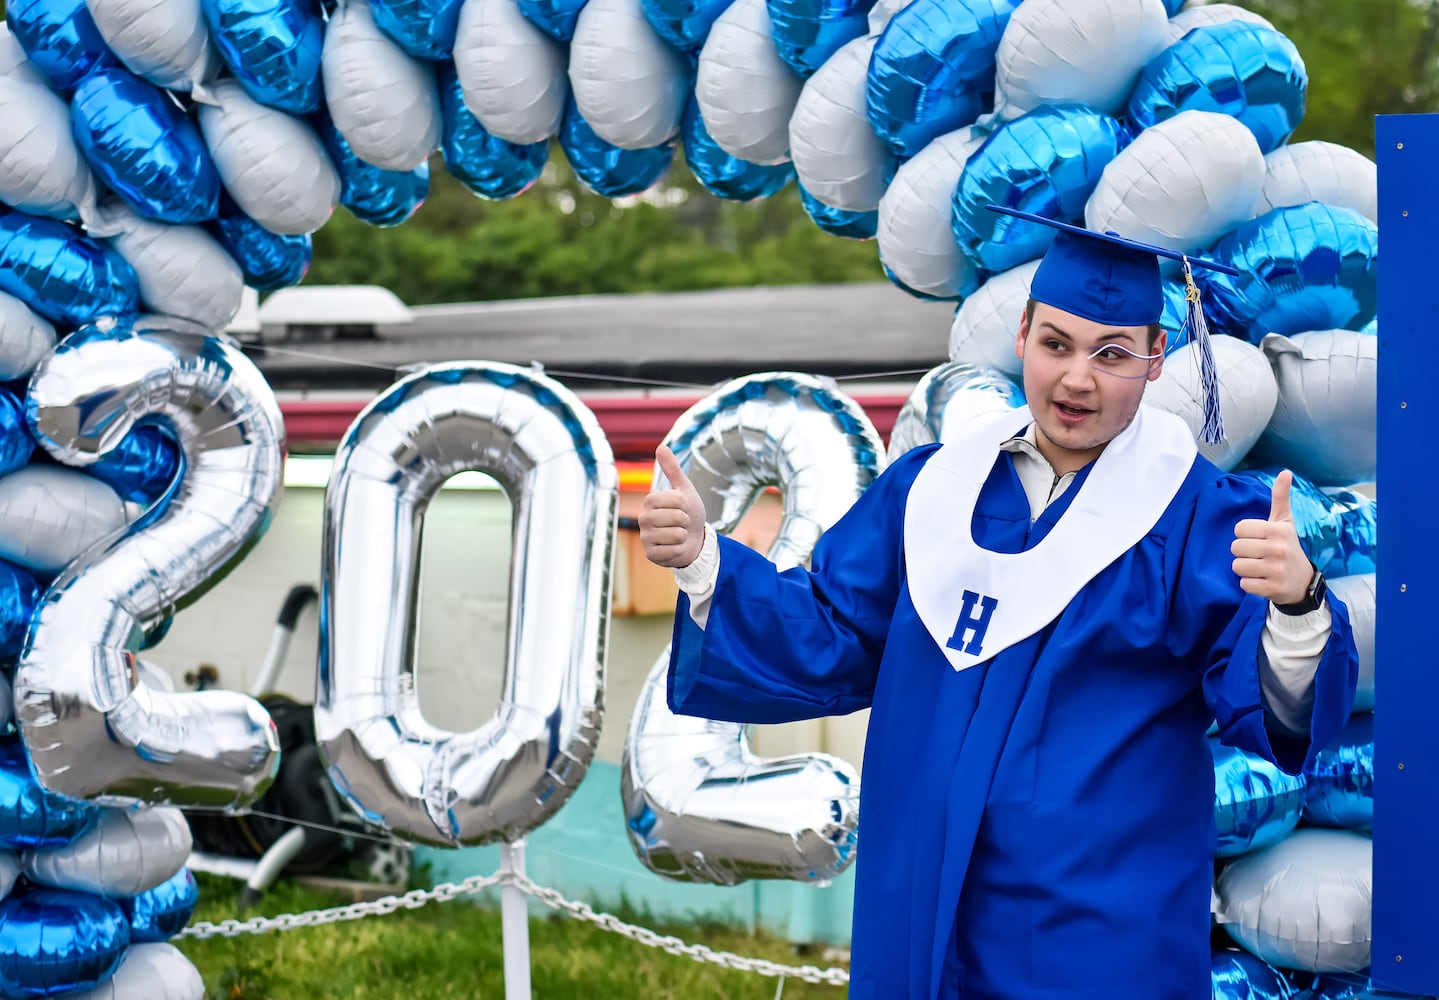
[985,205,1241,444]
[986,205,1240,326]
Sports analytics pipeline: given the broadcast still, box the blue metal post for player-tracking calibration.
[1372,113,1439,994]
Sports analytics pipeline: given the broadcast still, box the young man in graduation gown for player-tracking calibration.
[638,208,1359,1000]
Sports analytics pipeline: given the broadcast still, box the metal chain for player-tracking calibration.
[175,870,850,987]
[176,873,502,939]
[507,873,850,986]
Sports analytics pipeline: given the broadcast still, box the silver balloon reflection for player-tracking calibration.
[23,805,192,897]
[317,362,617,847]
[887,362,1026,461]
[60,943,205,1000]
[16,317,284,810]
[622,372,881,884]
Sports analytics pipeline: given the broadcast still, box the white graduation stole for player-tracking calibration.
[904,404,1198,672]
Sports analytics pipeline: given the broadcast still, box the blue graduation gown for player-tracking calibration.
[666,444,1358,1000]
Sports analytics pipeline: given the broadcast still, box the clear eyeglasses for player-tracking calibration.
[1085,342,1164,380]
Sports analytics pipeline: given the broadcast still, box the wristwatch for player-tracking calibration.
[1275,563,1328,616]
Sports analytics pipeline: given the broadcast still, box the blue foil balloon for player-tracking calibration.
[1211,738,1305,858]
[438,61,548,201]
[314,113,429,228]
[0,738,99,848]
[1241,470,1377,579]
[1127,21,1307,154]
[0,886,129,997]
[1322,487,1377,577]
[86,425,182,505]
[201,0,324,115]
[640,0,729,52]
[122,868,199,942]
[1198,203,1378,343]
[1160,0,1184,13]
[0,212,139,326]
[866,0,1017,157]
[952,105,1128,282]
[1303,713,1373,831]
[560,98,674,198]
[682,97,793,201]
[800,183,876,240]
[70,66,221,224]
[0,388,34,477]
[5,0,117,92]
[371,0,464,58]
[0,559,41,659]
[209,200,312,291]
[1288,974,1381,999]
[1212,950,1295,1000]
[518,0,588,42]
[767,0,871,78]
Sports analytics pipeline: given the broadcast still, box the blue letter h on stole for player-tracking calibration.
[946,590,999,656]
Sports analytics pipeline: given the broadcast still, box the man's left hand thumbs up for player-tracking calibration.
[1231,470,1313,604]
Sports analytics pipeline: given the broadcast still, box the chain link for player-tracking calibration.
[176,873,502,939]
[176,869,850,987]
[507,873,849,986]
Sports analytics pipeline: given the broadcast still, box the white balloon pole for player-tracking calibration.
[501,841,533,999]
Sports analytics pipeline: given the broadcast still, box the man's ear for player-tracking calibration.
[1015,311,1030,361]
[1146,329,1167,382]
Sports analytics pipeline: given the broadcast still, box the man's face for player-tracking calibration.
[1015,301,1166,472]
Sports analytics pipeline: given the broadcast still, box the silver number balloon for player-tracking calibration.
[16,317,284,809]
[622,372,882,884]
[317,362,617,847]
[887,361,1026,461]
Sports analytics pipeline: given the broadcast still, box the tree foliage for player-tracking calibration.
[1245,0,1439,157]
[308,156,882,305]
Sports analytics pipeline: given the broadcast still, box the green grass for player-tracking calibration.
[176,874,848,999]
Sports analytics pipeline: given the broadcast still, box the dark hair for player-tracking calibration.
[1024,297,1162,349]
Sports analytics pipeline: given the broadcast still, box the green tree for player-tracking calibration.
[308,152,882,305]
[1245,0,1439,157]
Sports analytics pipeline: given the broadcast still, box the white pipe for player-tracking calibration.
[239,826,307,909]
[500,841,532,1000]
[249,585,317,697]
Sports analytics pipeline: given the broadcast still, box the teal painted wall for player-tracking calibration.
[416,761,857,947]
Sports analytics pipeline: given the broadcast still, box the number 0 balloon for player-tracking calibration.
[317,361,617,847]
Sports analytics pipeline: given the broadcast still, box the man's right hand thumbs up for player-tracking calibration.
[640,446,708,568]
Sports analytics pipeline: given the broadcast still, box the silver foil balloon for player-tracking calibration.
[622,372,881,884]
[1329,574,1375,713]
[16,316,284,809]
[887,361,1025,461]
[60,942,205,1000]
[1255,330,1377,487]
[317,362,616,847]
[1215,828,1373,974]
[0,853,16,899]
[24,805,192,896]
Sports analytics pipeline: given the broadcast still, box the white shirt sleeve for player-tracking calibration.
[1259,601,1332,735]
[671,526,720,628]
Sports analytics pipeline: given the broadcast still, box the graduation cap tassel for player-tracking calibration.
[1182,258,1225,446]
